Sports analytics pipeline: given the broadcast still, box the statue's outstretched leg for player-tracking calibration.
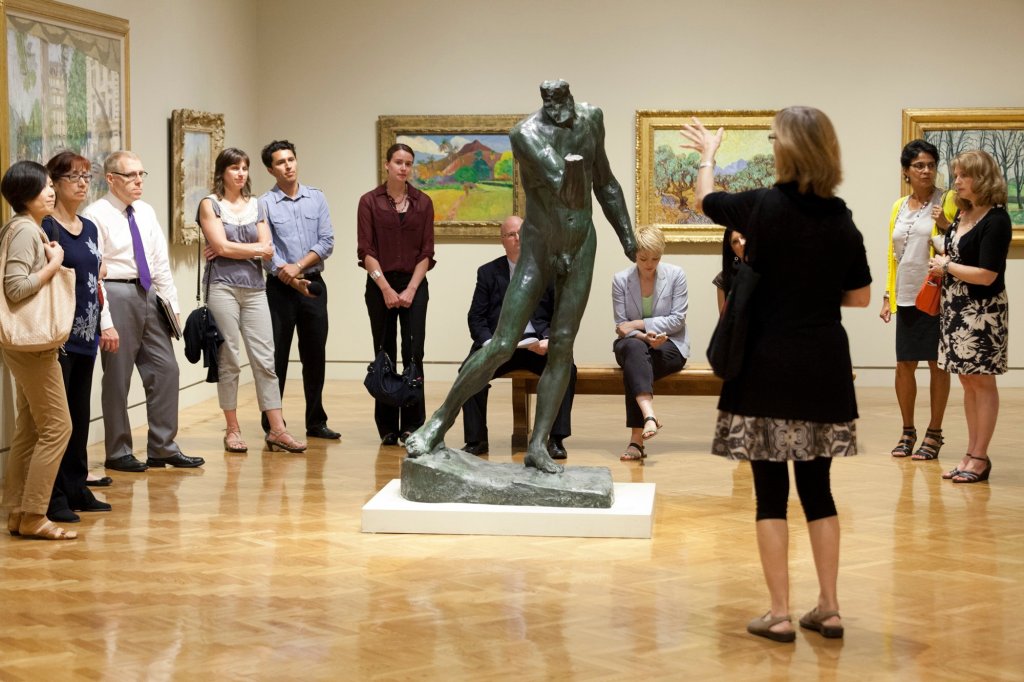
[406,257,549,457]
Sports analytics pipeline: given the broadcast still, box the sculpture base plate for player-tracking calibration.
[400,447,614,508]
[361,480,655,538]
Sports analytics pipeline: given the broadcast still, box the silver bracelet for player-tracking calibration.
[698,161,715,170]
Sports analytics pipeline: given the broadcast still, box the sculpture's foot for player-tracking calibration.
[524,445,564,474]
[405,419,444,458]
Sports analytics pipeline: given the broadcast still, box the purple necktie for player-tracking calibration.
[125,205,152,291]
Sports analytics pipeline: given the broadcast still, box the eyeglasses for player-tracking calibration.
[110,171,149,180]
[767,133,777,141]
[61,174,93,183]
[501,231,521,240]
[910,162,937,171]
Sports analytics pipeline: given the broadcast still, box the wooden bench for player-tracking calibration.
[504,364,722,447]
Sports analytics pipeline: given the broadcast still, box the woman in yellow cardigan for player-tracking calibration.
[879,139,957,460]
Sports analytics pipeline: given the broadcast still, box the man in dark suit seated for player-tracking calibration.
[461,216,576,458]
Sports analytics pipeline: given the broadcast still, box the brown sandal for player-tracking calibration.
[265,430,307,453]
[799,607,844,638]
[7,511,21,536]
[224,429,248,453]
[19,516,78,541]
[747,612,796,642]
[620,442,646,461]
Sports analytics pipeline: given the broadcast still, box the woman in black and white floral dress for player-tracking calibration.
[928,149,1011,485]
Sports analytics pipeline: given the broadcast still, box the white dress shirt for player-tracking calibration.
[83,193,179,330]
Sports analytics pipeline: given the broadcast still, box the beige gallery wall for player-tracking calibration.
[3,0,1024,453]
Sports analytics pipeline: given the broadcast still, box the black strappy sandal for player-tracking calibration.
[620,442,646,461]
[912,428,944,460]
[891,427,916,457]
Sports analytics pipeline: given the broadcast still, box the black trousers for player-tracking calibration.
[365,272,428,437]
[461,347,576,444]
[750,458,837,522]
[613,336,685,428]
[264,273,329,431]
[49,351,98,514]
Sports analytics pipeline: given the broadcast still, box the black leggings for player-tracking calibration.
[750,458,837,522]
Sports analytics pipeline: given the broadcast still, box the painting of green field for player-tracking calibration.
[424,183,513,223]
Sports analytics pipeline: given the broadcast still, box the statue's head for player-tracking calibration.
[540,80,575,128]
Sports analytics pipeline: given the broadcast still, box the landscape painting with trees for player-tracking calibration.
[377,115,525,237]
[3,1,129,207]
[924,129,1024,224]
[903,109,1024,241]
[636,110,776,243]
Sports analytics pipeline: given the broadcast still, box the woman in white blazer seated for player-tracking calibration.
[612,225,690,461]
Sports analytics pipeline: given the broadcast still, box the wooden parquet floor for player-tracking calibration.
[1,380,1022,681]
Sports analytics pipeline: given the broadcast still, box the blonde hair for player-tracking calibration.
[634,225,665,255]
[952,149,1008,209]
[772,106,842,197]
[103,150,140,175]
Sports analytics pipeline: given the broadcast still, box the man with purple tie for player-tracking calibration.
[84,151,204,472]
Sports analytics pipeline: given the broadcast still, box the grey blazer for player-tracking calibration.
[611,262,690,358]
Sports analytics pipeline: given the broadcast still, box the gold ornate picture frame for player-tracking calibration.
[171,109,224,245]
[377,114,526,238]
[902,108,1024,244]
[0,0,129,216]
[636,110,777,244]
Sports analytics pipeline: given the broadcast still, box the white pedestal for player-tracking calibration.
[361,480,655,538]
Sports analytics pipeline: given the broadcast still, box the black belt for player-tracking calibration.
[106,278,140,284]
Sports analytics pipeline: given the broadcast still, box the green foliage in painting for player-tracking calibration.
[66,51,89,150]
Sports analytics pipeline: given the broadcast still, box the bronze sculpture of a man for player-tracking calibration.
[405,80,636,473]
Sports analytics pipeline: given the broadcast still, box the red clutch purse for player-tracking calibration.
[915,273,942,316]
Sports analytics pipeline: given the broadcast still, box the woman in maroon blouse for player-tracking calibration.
[357,143,435,445]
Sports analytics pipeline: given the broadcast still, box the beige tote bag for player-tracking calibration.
[0,215,75,352]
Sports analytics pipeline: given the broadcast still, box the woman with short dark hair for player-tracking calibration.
[880,139,956,461]
[1,160,76,540]
[928,149,1011,484]
[683,107,871,642]
[357,143,435,445]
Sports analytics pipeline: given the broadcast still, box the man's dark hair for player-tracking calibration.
[261,140,296,168]
[1,160,49,213]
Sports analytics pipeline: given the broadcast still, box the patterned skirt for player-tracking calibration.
[711,411,858,462]
[938,279,1008,375]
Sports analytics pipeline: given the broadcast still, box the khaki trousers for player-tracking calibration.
[1,347,72,515]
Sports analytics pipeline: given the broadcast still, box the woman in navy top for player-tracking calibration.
[43,151,110,521]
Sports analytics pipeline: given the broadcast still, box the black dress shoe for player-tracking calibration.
[463,441,489,456]
[104,454,148,472]
[547,439,568,460]
[381,433,400,446]
[48,508,80,523]
[306,425,341,439]
[74,500,112,513]
[85,476,113,487]
[146,453,205,468]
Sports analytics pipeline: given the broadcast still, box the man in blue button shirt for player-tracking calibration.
[258,140,339,439]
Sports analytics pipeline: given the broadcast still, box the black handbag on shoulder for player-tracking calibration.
[364,349,423,407]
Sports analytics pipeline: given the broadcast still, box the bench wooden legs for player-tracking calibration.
[511,377,531,449]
